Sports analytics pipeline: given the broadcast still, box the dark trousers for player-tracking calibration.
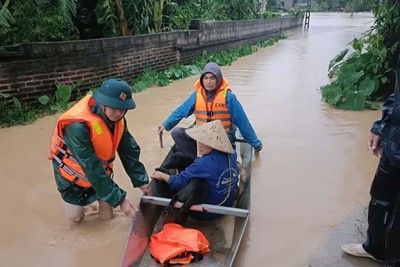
[363,156,400,263]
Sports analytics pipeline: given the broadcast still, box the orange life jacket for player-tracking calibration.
[193,78,232,132]
[48,95,125,188]
[150,223,210,265]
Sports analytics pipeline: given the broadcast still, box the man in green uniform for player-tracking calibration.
[49,78,150,222]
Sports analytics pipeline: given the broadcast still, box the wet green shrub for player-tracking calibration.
[321,0,400,111]
[0,93,39,127]
[38,82,76,113]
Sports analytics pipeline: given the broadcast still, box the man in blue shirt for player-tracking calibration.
[157,62,262,159]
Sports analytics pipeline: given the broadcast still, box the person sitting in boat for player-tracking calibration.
[151,120,239,220]
[157,62,262,159]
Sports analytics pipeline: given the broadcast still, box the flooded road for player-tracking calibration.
[0,12,381,267]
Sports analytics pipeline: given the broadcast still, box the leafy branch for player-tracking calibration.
[321,0,400,111]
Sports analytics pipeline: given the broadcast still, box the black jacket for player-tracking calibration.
[372,55,400,165]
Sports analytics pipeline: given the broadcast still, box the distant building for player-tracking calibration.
[279,0,295,8]
[261,0,311,10]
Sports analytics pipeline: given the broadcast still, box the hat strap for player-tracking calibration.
[217,155,233,206]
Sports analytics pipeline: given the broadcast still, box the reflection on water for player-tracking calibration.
[0,12,381,267]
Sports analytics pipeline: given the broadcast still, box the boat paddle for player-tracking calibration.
[158,126,163,148]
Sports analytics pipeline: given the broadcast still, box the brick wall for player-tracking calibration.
[0,17,302,105]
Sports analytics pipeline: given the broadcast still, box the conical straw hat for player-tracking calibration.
[186,120,234,154]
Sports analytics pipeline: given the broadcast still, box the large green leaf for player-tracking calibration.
[55,83,72,102]
[338,68,364,87]
[365,100,380,110]
[133,81,149,92]
[180,65,192,78]
[321,84,342,105]
[38,95,50,106]
[187,65,200,75]
[58,0,77,25]
[0,93,11,98]
[156,73,170,87]
[342,85,357,95]
[350,38,364,54]
[172,68,182,79]
[337,91,366,111]
[328,48,349,71]
[50,103,64,113]
[0,1,14,29]
[358,76,376,96]
[12,97,21,109]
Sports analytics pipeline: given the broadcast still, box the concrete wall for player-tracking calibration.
[0,17,302,105]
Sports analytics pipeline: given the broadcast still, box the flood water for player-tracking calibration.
[0,12,381,267]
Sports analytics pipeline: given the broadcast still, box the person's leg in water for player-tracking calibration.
[342,157,400,262]
[98,200,113,220]
[64,202,85,222]
[171,127,197,159]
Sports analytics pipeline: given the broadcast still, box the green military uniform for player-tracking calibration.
[53,103,148,207]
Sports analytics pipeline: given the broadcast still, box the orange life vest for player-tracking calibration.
[48,95,125,188]
[193,78,232,132]
[150,223,210,265]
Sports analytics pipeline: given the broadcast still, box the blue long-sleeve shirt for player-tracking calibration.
[162,91,262,149]
[168,150,238,207]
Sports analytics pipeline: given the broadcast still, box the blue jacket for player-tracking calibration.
[162,91,262,150]
[168,150,239,208]
[371,54,400,165]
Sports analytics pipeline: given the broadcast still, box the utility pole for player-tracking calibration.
[304,0,311,29]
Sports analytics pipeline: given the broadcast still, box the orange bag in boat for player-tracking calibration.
[150,223,210,265]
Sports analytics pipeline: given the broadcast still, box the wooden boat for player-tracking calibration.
[121,144,252,267]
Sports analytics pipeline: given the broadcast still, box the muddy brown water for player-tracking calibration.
[0,12,381,267]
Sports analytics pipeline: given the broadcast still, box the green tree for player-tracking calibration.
[321,0,400,111]
[178,0,260,21]
[58,0,77,25]
[92,0,132,36]
[0,1,79,45]
[151,0,171,32]
[0,0,14,29]
[267,0,278,8]
[318,2,329,11]
[125,0,152,34]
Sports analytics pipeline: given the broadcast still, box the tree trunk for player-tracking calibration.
[114,0,131,36]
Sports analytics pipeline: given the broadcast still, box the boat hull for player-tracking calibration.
[121,148,251,267]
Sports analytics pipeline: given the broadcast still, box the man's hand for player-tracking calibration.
[255,144,263,152]
[151,171,170,183]
[139,184,152,195]
[367,132,382,156]
[158,125,165,135]
[119,198,137,218]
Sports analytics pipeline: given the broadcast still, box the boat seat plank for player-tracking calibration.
[141,196,249,218]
